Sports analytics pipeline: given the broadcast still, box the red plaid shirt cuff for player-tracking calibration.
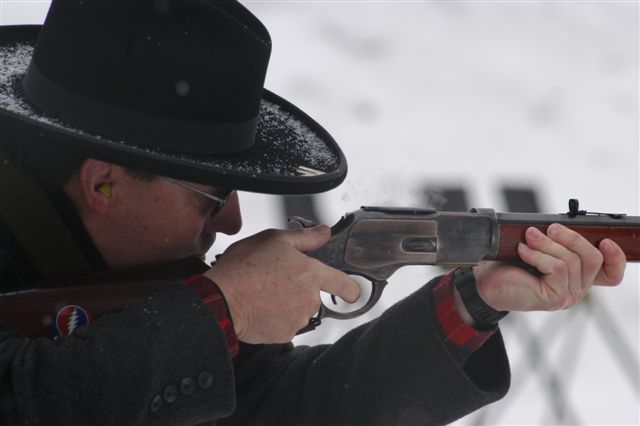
[183,275,239,358]
[432,271,496,365]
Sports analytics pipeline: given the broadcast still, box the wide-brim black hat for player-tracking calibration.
[0,0,347,194]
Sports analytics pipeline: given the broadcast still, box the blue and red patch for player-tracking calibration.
[53,305,93,336]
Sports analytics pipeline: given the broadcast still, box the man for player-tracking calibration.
[0,1,626,425]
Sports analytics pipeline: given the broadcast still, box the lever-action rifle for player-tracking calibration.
[0,199,638,338]
[289,199,639,331]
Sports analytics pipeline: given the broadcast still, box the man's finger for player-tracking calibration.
[544,224,604,287]
[594,239,626,286]
[517,242,567,281]
[285,225,332,253]
[319,268,361,304]
[523,226,582,297]
[517,243,573,309]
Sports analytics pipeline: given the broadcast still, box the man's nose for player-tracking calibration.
[206,191,242,235]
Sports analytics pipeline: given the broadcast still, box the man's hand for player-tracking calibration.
[203,225,360,344]
[470,223,626,313]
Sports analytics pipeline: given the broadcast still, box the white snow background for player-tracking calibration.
[1,1,638,424]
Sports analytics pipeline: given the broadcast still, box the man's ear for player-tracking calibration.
[76,159,115,214]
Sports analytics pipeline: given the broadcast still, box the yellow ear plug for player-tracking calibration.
[97,183,112,199]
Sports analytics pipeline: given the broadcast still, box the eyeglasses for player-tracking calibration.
[162,177,234,217]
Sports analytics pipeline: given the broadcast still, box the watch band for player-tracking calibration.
[453,266,508,330]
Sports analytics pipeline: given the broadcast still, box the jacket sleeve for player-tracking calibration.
[223,277,511,426]
[0,285,236,426]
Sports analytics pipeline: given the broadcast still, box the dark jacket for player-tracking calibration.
[0,206,510,425]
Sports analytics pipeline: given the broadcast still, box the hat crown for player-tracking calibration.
[0,1,348,194]
[23,0,272,153]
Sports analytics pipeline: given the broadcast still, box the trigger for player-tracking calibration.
[331,295,338,305]
[287,216,318,229]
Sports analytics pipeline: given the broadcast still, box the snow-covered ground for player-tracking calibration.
[2,1,638,424]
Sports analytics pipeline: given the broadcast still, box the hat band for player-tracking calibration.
[22,63,258,154]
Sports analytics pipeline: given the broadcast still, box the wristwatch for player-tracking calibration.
[453,266,508,330]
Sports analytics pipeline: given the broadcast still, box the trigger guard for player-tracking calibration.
[319,279,388,321]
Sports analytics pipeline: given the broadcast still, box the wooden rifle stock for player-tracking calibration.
[0,257,208,338]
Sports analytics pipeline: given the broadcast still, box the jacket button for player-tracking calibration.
[198,371,213,390]
[180,377,196,396]
[163,385,178,403]
[150,395,162,413]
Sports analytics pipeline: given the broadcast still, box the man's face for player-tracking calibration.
[95,170,242,268]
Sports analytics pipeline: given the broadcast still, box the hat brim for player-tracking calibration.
[0,26,347,194]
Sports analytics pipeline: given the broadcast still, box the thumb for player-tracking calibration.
[287,225,331,253]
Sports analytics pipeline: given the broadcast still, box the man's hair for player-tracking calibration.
[124,168,155,182]
[0,138,154,189]
[0,138,84,189]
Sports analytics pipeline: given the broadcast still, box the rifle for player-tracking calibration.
[0,199,637,338]
[289,199,640,330]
